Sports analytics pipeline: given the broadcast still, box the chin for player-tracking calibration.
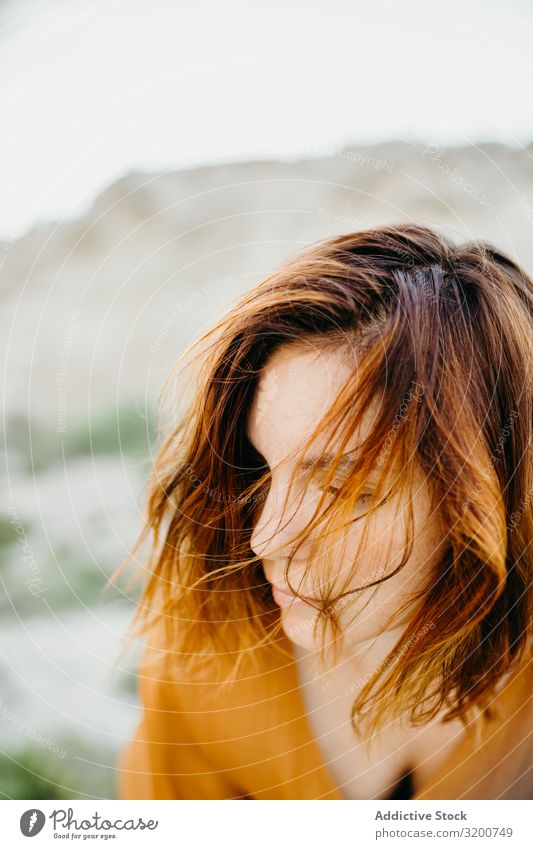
[278,603,397,655]
[278,605,321,649]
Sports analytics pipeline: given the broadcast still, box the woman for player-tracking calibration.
[116,223,532,800]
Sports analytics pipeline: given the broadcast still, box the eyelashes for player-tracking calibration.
[252,455,375,509]
[323,485,374,506]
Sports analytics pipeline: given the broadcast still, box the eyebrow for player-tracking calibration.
[300,451,356,469]
[246,432,380,479]
[299,451,367,476]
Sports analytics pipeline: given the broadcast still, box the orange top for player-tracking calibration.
[117,629,533,800]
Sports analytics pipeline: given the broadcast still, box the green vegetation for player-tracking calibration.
[0,401,149,801]
[0,738,118,799]
[5,402,158,473]
[0,514,22,547]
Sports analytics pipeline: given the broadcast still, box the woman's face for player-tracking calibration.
[246,342,448,656]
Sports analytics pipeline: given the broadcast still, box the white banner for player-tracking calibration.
[0,799,530,848]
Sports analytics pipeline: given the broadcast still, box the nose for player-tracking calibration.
[250,478,314,560]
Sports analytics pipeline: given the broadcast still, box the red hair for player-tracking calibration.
[112,223,533,737]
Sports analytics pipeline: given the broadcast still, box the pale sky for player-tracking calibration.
[1,0,532,240]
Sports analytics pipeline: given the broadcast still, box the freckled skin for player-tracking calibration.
[246,342,448,660]
[246,343,466,798]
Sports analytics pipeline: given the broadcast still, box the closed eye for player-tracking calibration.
[324,486,373,505]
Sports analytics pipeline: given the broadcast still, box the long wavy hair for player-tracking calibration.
[112,223,532,738]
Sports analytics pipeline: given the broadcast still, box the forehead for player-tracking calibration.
[244,344,430,506]
[245,343,372,461]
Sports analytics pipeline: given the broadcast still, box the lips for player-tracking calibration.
[270,583,315,606]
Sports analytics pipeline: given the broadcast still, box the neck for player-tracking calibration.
[292,624,407,691]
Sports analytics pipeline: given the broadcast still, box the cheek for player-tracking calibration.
[332,513,441,619]
[344,498,445,582]
[278,506,446,640]
[327,508,409,588]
